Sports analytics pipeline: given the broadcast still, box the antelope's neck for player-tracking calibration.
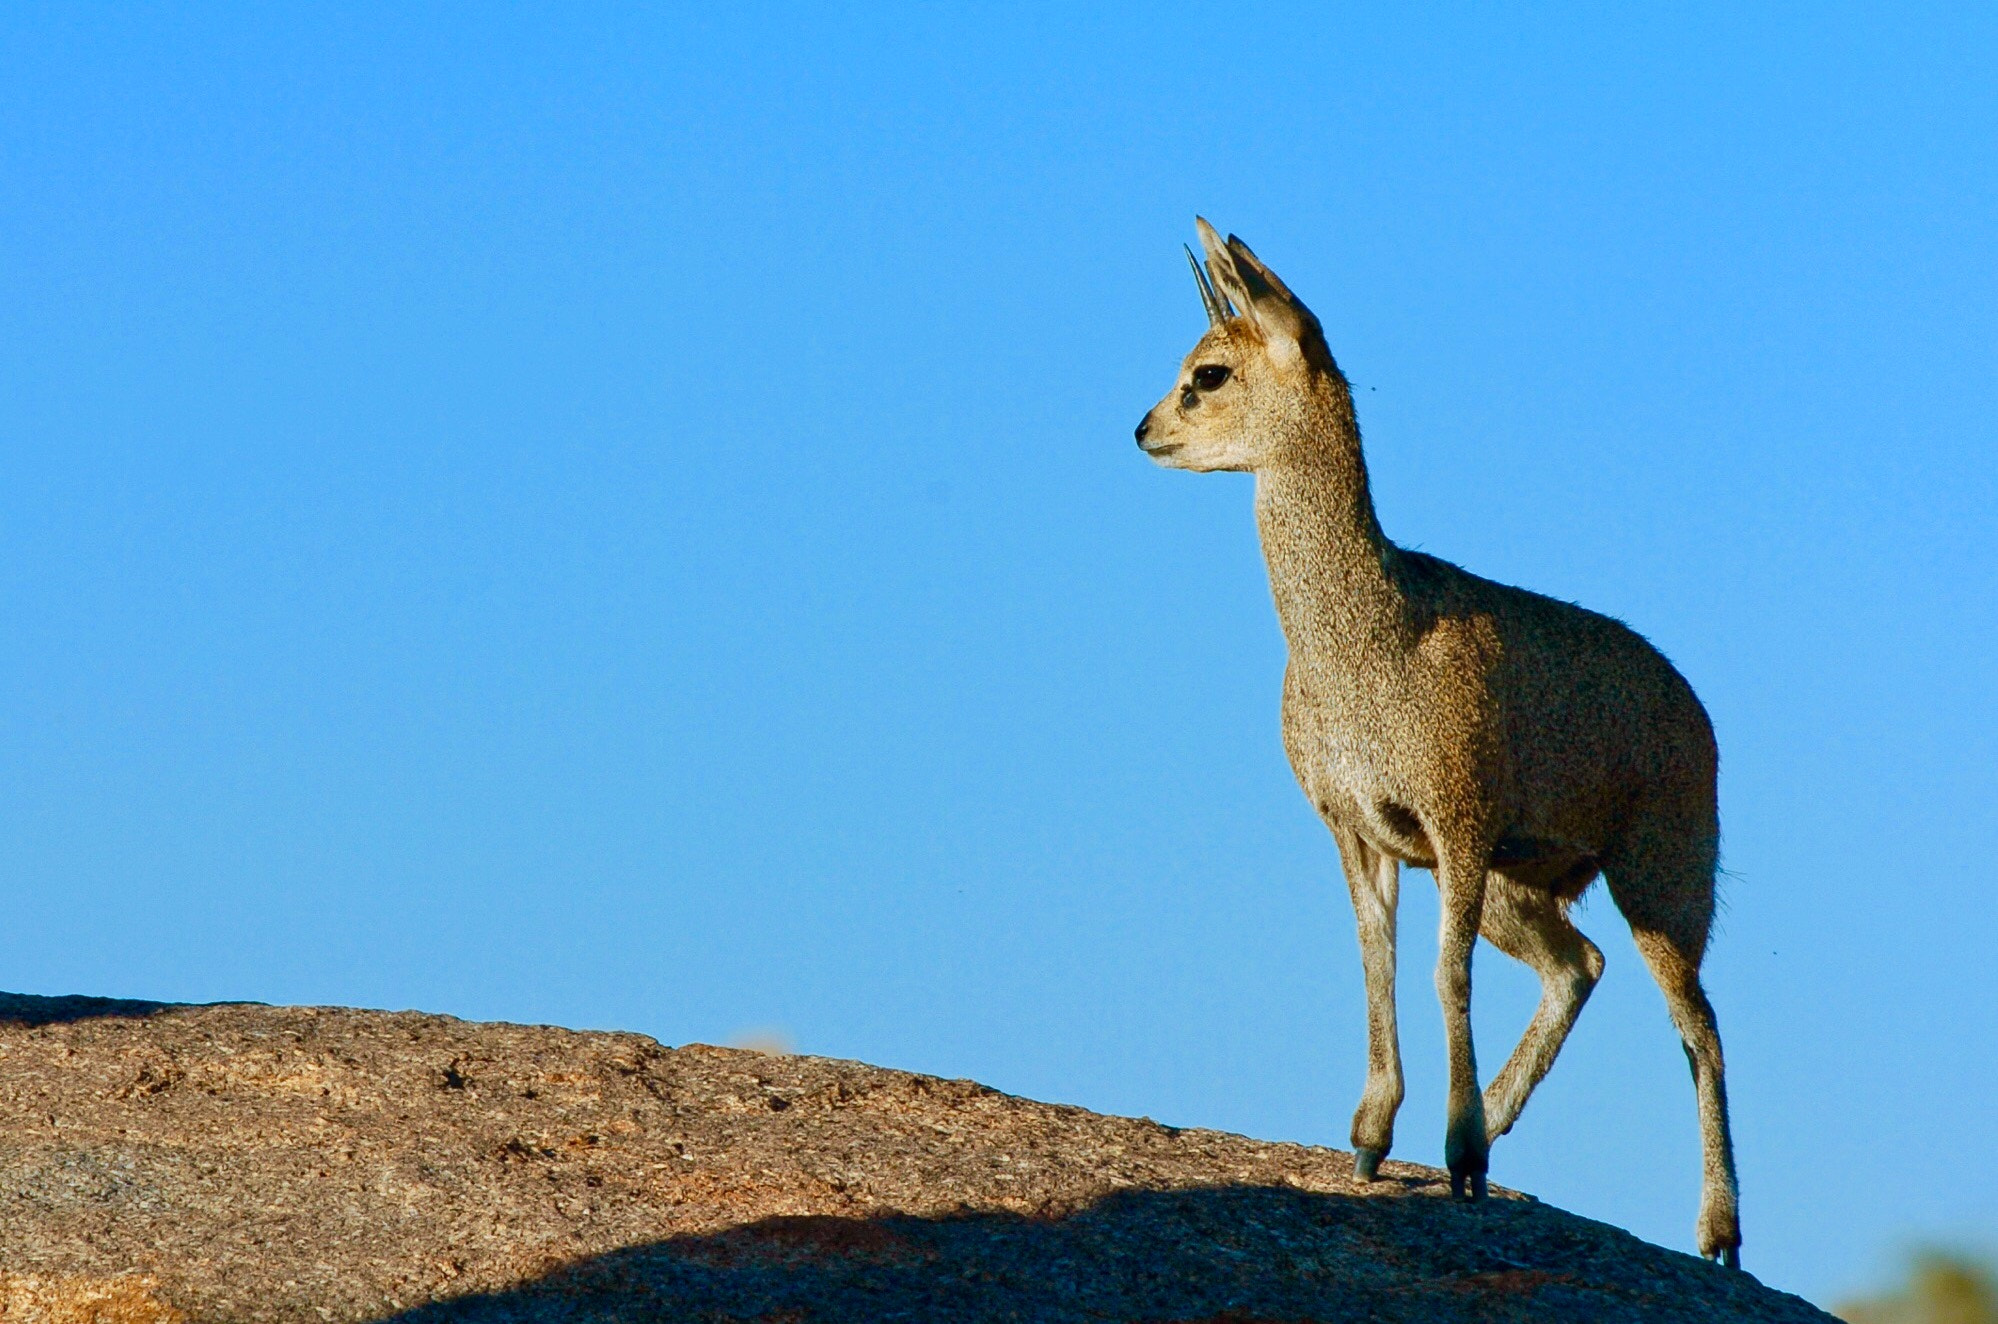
[1253,440,1405,666]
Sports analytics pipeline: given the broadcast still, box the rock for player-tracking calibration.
[0,993,1829,1323]
[0,1272,185,1324]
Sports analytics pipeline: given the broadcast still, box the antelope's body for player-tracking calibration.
[1135,221,1741,1267]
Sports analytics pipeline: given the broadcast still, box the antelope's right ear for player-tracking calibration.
[1193,218,1325,366]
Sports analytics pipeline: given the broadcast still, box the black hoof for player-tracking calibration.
[1710,1246,1741,1270]
[1353,1148,1384,1182]
[1449,1170,1488,1201]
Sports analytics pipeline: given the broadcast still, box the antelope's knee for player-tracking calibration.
[1578,938,1606,987]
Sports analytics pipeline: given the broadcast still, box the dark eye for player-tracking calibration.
[1192,364,1232,391]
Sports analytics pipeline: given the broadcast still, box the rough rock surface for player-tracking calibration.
[0,993,1828,1324]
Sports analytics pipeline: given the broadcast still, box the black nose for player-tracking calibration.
[1134,417,1151,444]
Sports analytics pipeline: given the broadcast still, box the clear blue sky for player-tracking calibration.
[2,3,1992,1306]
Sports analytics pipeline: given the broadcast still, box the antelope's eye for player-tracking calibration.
[1192,364,1232,391]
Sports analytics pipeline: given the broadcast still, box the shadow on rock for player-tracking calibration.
[0,993,190,1027]
[386,1184,1824,1324]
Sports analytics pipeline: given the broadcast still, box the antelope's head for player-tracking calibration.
[1135,219,1342,473]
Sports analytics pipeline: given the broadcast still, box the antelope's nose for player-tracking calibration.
[1134,416,1151,444]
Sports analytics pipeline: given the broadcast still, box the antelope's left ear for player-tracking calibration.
[1194,217,1251,320]
[1194,219,1326,368]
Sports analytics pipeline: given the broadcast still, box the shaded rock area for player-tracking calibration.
[0,993,1828,1324]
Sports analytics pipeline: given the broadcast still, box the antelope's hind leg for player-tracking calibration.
[1607,833,1742,1269]
[1630,926,1741,1267]
[1331,825,1403,1182]
[1478,872,1605,1142]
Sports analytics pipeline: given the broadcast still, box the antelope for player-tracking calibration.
[1135,220,1741,1267]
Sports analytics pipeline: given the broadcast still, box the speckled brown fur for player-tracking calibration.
[1136,219,1741,1267]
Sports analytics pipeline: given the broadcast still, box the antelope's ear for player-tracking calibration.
[1225,234,1306,310]
[1194,220,1326,366]
[1194,217,1251,321]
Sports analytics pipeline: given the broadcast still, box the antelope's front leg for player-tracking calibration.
[1332,825,1403,1182]
[1434,841,1490,1199]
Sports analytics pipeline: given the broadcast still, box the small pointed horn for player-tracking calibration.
[1185,245,1228,326]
